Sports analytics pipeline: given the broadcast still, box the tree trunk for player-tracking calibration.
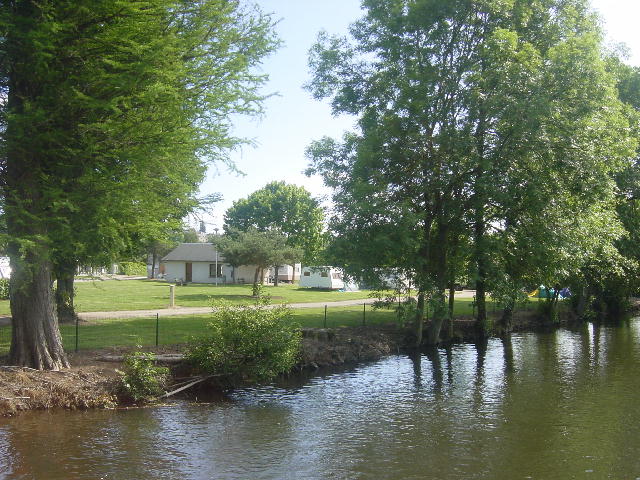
[413,291,425,347]
[253,267,260,285]
[9,252,69,370]
[447,282,455,340]
[500,302,514,335]
[55,262,77,324]
[473,99,490,338]
[150,247,157,279]
[425,223,448,345]
[274,265,280,287]
[474,219,489,337]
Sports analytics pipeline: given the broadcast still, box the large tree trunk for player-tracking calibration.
[9,252,69,370]
[54,262,77,324]
[3,0,69,370]
[274,265,280,287]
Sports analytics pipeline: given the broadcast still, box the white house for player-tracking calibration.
[161,243,266,284]
[299,266,359,291]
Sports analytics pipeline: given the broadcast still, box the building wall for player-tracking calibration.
[162,261,266,284]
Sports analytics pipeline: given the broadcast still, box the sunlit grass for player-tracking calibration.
[0,279,379,316]
[0,296,528,355]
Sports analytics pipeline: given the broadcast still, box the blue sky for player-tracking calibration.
[196,0,640,232]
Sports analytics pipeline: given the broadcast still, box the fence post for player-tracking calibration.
[75,314,79,352]
[324,305,327,329]
[363,302,366,326]
[156,313,159,346]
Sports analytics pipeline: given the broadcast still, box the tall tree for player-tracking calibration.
[306,0,635,345]
[224,181,325,267]
[0,0,278,369]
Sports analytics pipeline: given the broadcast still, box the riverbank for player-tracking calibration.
[2,302,636,417]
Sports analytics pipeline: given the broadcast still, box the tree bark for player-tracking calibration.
[9,252,69,370]
[425,222,448,345]
[413,291,425,347]
[54,262,77,324]
[447,282,455,340]
[150,247,157,279]
[274,265,280,287]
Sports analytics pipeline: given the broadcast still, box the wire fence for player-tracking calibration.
[0,303,400,356]
[0,297,542,356]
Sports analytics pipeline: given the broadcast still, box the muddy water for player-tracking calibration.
[2,321,640,479]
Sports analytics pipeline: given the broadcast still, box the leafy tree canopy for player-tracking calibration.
[224,181,324,263]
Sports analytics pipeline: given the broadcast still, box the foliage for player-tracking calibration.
[0,279,8,300]
[224,182,325,264]
[118,262,147,277]
[0,0,278,368]
[186,302,301,383]
[217,229,303,285]
[116,351,169,403]
[306,0,636,341]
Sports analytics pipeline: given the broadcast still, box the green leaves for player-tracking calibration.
[224,182,325,264]
[186,302,301,383]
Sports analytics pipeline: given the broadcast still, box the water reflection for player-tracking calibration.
[2,321,640,479]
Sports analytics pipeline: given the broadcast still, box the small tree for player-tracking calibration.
[217,229,302,290]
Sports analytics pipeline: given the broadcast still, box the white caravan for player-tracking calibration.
[299,266,359,291]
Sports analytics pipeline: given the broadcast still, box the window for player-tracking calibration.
[320,271,328,277]
[332,272,342,280]
[209,264,222,277]
[303,271,311,276]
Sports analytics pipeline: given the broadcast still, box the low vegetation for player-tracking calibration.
[116,351,169,403]
[186,302,301,383]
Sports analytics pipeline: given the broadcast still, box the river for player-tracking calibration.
[2,320,640,479]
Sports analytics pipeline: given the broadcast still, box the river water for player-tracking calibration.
[2,321,640,479]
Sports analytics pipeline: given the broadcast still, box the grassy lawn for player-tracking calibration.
[0,297,511,354]
[0,279,380,316]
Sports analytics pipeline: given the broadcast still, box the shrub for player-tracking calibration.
[118,261,147,276]
[186,302,301,383]
[0,278,9,300]
[116,351,169,402]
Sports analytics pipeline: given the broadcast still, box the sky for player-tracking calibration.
[195,0,640,232]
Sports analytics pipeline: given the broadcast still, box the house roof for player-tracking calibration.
[161,243,224,262]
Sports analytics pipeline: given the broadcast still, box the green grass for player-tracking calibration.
[0,297,513,354]
[0,279,380,316]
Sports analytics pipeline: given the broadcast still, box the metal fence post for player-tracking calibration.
[324,305,327,329]
[155,313,159,346]
[363,302,366,326]
[75,314,79,352]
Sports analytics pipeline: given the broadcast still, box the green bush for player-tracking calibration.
[119,262,147,276]
[116,351,169,402]
[0,278,9,300]
[186,302,301,383]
